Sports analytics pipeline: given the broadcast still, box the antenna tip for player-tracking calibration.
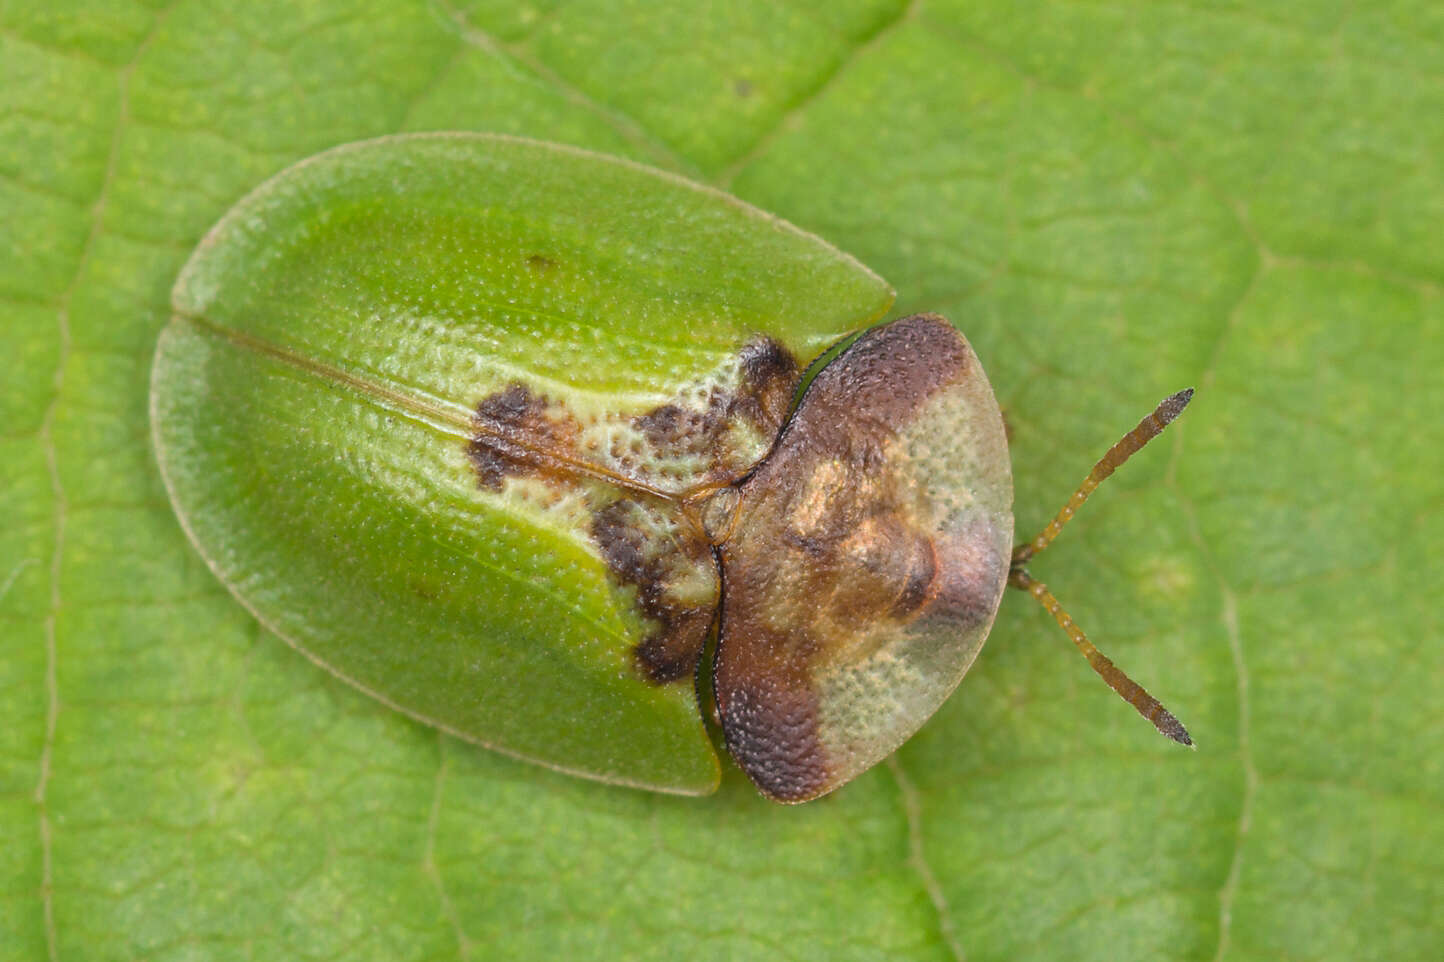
[1154,708,1193,747]
[1158,388,1195,425]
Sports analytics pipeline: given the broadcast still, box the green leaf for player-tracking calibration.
[3,1,1440,960]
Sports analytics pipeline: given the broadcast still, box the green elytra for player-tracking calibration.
[151,133,1189,802]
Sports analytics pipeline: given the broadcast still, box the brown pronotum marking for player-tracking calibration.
[715,315,999,802]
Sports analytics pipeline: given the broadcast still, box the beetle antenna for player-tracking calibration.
[1008,388,1196,746]
[1008,568,1191,745]
[1011,388,1193,565]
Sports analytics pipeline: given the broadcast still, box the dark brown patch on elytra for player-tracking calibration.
[735,336,800,432]
[467,381,577,490]
[525,253,557,272]
[464,337,805,689]
[467,380,720,685]
[634,402,688,449]
[632,336,799,482]
[591,498,716,684]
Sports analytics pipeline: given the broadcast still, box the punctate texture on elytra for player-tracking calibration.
[153,133,1023,802]
[151,133,897,795]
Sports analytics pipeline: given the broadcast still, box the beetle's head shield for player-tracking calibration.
[714,315,1013,802]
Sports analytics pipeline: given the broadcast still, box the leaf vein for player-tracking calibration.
[429,0,684,170]
[886,756,966,962]
[30,6,180,958]
[715,0,919,187]
[1170,289,1259,962]
[422,735,470,960]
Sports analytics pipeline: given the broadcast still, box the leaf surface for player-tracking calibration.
[2,1,1440,959]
